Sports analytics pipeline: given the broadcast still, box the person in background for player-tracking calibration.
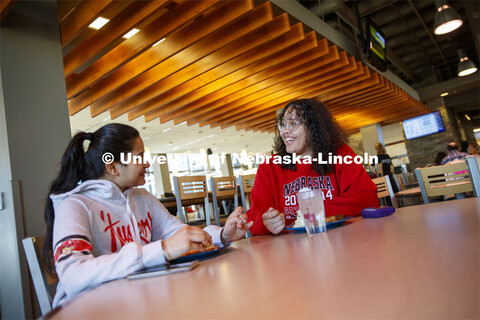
[374,143,398,193]
[460,141,469,153]
[427,151,447,167]
[246,99,378,236]
[467,142,479,155]
[44,123,252,307]
[440,142,470,164]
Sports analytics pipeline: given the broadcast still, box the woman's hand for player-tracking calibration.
[221,207,253,243]
[262,207,285,234]
[162,226,212,260]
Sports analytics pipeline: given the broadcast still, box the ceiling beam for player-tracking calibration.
[111,11,291,120]
[60,0,114,47]
[171,37,328,125]
[269,0,421,98]
[63,0,169,77]
[86,1,267,117]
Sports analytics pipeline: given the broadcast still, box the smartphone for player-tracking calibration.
[127,260,200,280]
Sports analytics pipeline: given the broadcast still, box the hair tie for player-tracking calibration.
[85,132,93,141]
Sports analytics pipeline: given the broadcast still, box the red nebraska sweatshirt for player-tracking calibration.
[246,144,378,235]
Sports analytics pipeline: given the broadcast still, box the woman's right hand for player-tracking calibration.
[262,207,285,235]
[162,226,212,260]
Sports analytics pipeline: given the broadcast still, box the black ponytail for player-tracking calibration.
[43,124,139,272]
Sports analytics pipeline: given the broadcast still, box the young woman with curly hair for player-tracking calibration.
[246,99,378,235]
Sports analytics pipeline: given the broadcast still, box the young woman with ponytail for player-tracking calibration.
[44,123,251,307]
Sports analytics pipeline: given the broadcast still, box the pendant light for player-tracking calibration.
[433,0,463,35]
[457,49,478,77]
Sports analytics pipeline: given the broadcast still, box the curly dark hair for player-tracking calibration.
[273,99,347,175]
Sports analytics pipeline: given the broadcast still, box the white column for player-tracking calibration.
[0,1,71,318]
[360,123,385,156]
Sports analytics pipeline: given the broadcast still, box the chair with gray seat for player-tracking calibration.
[415,162,473,204]
[173,175,211,225]
[372,175,397,208]
[236,174,256,238]
[236,174,256,210]
[22,236,58,316]
[465,157,480,197]
[211,176,238,226]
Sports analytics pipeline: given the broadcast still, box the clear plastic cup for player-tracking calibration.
[296,188,326,234]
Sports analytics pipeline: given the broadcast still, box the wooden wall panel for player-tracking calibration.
[58,0,429,135]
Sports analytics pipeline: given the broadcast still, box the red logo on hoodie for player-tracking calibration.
[100,211,152,252]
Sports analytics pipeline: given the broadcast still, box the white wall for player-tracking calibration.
[0,63,29,320]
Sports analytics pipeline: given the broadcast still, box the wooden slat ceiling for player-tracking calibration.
[59,0,430,134]
[0,0,16,21]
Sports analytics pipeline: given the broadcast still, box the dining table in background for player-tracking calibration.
[47,198,480,319]
[394,186,422,198]
[159,192,237,210]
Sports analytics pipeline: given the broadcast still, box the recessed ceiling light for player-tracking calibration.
[123,28,140,39]
[103,116,110,122]
[153,38,166,47]
[440,92,449,97]
[465,114,471,121]
[162,128,171,132]
[474,128,480,133]
[88,17,109,30]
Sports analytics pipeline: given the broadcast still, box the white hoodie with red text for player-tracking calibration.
[50,179,222,307]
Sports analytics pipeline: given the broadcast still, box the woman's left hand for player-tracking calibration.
[221,207,253,243]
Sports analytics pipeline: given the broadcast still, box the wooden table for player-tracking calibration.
[159,193,235,210]
[48,198,480,319]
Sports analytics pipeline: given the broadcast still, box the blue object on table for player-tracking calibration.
[361,206,396,218]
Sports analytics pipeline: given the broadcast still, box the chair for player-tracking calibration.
[173,176,212,226]
[392,174,407,207]
[22,237,58,316]
[210,176,238,226]
[465,157,480,197]
[236,174,255,238]
[393,173,422,207]
[372,175,397,208]
[393,173,406,192]
[236,174,256,210]
[415,162,473,204]
[402,172,417,186]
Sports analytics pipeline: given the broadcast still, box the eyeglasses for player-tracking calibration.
[277,119,302,132]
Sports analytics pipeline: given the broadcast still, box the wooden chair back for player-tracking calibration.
[372,175,397,208]
[211,176,237,225]
[22,237,58,316]
[415,162,473,204]
[237,174,255,210]
[175,175,208,200]
[173,176,211,225]
[394,173,406,191]
[212,176,237,197]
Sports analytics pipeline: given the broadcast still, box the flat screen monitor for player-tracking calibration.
[402,111,445,140]
[365,18,387,72]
